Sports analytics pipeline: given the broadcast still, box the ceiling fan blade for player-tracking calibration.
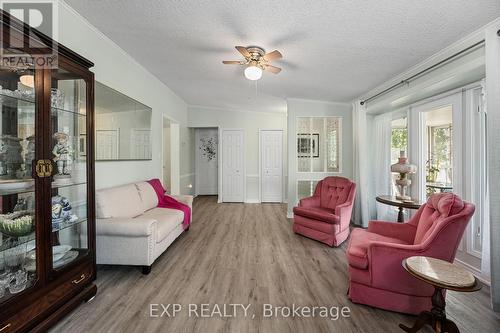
[264,65,282,74]
[235,46,251,58]
[222,60,244,64]
[263,50,282,61]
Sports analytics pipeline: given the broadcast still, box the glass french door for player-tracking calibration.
[409,92,462,202]
[409,87,487,274]
[48,61,91,276]
[0,65,39,302]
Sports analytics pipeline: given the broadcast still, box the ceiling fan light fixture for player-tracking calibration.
[244,65,262,81]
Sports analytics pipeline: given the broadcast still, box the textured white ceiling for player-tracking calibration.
[66,0,500,113]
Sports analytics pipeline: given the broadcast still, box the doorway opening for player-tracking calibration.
[163,116,180,194]
[195,128,219,197]
[163,118,171,192]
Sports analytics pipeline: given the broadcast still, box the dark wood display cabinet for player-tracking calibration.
[0,10,96,332]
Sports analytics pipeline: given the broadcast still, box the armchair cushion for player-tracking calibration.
[414,193,465,244]
[293,206,339,224]
[347,228,410,269]
[319,176,354,209]
[367,220,417,244]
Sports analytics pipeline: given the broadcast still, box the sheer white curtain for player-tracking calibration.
[480,81,491,288]
[485,23,500,312]
[371,113,395,221]
[352,101,370,227]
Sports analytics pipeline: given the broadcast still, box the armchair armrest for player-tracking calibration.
[170,194,193,208]
[96,217,157,237]
[299,196,320,208]
[335,201,354,230]
[367,241,440,291]
[367,220,417,244]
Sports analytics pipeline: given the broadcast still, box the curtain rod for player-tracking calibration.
[360,39,486,106]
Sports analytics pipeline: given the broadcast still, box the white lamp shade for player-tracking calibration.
[244,65,262,80]
[19,75,35,88]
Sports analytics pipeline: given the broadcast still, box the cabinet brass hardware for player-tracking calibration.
[35,160,53,178]
[72,274,86,285]
[0,323,11,332]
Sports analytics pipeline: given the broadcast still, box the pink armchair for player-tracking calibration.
[347,193,475,314]
[293,177,356,247]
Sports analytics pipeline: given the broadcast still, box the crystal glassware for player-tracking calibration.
[9,269,27,294]
[4,244,27,272]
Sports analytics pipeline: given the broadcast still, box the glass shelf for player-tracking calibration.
[0,233,35,252]
[0,180,35,196]
[52,218,87,233]
[0,91,35,106]
[51,107,87,117]
[0,180,87,197]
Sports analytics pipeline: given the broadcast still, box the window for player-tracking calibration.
[297,180,319,201]
[390,117,408,195]
[391,117,408,164]
[296,117,341,173]
[425,105,453,197]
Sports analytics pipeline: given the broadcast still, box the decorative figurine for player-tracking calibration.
[0,135,23,179]
[51,195,78,229]
[24,135,35,178]
[52,132,73,181]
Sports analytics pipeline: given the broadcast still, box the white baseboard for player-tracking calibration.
[245,199,261,204]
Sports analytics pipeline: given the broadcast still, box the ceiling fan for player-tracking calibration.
[222,46,283,80]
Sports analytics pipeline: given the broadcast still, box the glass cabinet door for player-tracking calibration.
[49,65,89,274]
[0,66,38,302]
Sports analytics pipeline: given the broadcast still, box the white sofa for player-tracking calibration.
[93,181,193,274]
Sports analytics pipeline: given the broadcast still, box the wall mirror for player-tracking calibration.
[94,82,152,160]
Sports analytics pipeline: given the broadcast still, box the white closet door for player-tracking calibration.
[261,130,283,202]
[222,129,245,202]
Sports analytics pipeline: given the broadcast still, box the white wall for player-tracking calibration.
[58,1,190,190]
[188,106,287,202]
[180,126,195,195]
[287,99,353,217]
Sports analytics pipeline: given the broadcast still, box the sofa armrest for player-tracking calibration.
[299,196,320,208]
[170,194,193,208]
[367,220,417,244]
[96,217,157,237]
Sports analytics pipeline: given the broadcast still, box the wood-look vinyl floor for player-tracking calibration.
[51,196,500,333]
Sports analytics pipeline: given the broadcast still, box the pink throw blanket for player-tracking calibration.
[147,179,191,230]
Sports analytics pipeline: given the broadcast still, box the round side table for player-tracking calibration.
[375,195,423,222]
[400,256,481,333]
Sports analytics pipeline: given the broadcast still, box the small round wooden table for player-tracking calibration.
[400,256,482,333]
[376,195,423,222]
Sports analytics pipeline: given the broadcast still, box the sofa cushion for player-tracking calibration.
[142,207,184,243]
[135,181,159,212]
[293,206,339,224]
[414,193,465,244]
[96,184,143,219]
[347,228,409,270]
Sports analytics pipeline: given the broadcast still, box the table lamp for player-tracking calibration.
[391,151,417,201]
